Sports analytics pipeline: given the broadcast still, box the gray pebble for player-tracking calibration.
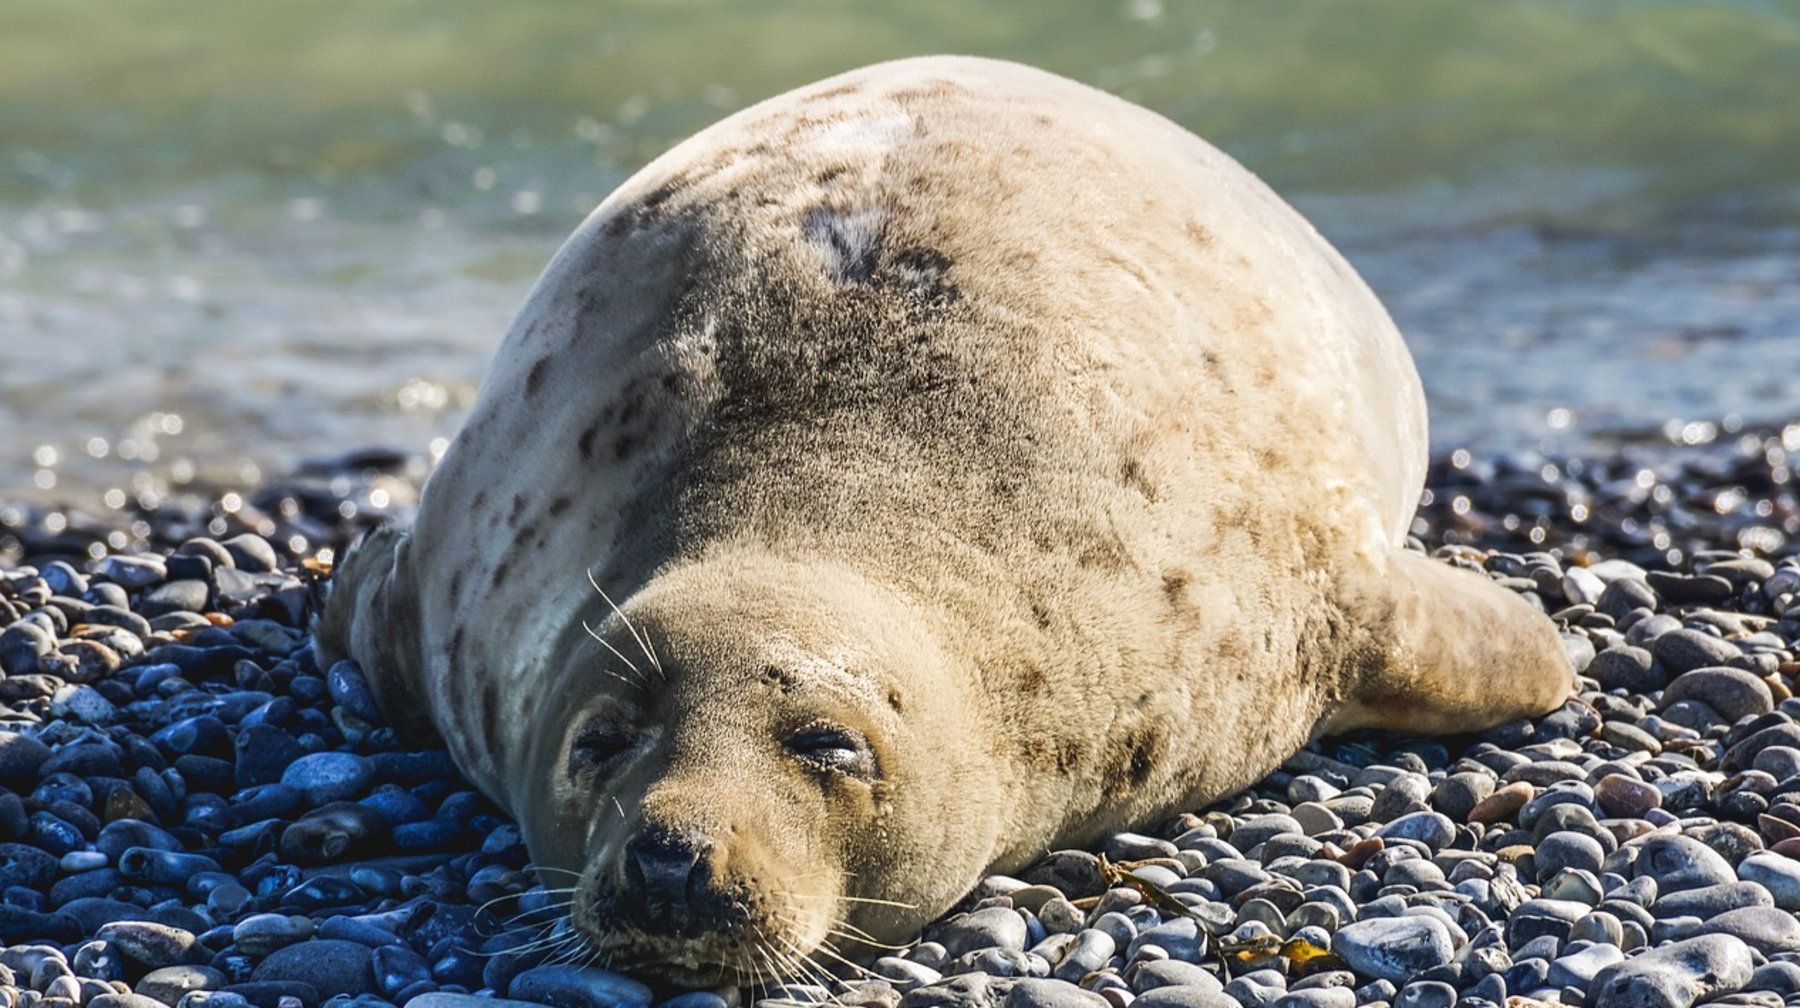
[250,940,376,1000]
[1546,941,1624,987]
[1430,773,1494,821]
[1331,916,1454,983]
[279,751,375,803]
[95,554,167,588]
[1129,985,1237,1008]
[1392,979,1456,1008]
[1590,933,1754,1008]
[1373,811,1454,850]
[1691,905,1800,955]
[1269,989,1352,1008]
[939,907,1030,957]
[95,922,204,969]
[1131,960,1220,995]
[1651,628,1741,676]
[1659,666,1772,722]
[1220,970,1285,1008]
[136,965,226,1005]
[876,957,946,992]
[1617,834,1735,893]
[1651,881,1770,919]
[1003,979,1108,1008]
[1051,930,1114,983]
[1589,646,1664,693]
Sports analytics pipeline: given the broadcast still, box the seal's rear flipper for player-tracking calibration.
[1324,548,1571,737]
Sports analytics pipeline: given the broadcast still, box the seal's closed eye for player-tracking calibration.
[785,724,877,780]
[569,721,643,776]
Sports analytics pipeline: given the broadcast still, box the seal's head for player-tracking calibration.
[519,550,1003,986]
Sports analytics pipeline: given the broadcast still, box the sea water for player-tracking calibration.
[2,0,1797,511]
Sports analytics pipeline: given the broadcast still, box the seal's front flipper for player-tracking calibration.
[1325,548,1570,737]
[313,524,440,746]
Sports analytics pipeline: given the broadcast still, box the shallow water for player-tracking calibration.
[3,1,1799,512]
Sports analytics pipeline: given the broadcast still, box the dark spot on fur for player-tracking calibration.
[516,522,538,545]
[1016,661,1047,693]
[548,496,573,517]
[619,397,643,426]
[603,177,687,237]
[805,207,882,284]
[507,494,527,524]
[816,166,848,186]
[525,355,551,396]
[490,560,512,589]
[1121,458,1156,500]
[887,689,904,713]
[807,83,863,102]
[613,435,637,460]
[1030,602,1053,629]
[449,569,466,602]
[578,425,599,461]
[887,248,957,312]
[1023,734,1084,775]
[1161,570,1192,608]
[471,490,488,512]
[1103,724,1167,797]
[480,679,501,720]
[662,373,681,392]
[450,625,466,658]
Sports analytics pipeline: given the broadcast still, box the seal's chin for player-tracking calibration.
[584,928,820,989]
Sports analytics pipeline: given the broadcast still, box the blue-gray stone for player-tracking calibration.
[1622,835,1735,894]
[1332,916,1454,983]
[0,842,59,889]
[1002,978,1108,1008]
[939,906,1030,957]
[1129,985,1238,1008]
[508,965,654,1008]
[1590,934,1753,1008]
[280,751,375,803]
[1131,960,1222,995]
[1375,811,1455,850]
[249,939,374,999]
[1650,881,1771,919]
[326,660,386,725]
[1126,917,1202,962]
[1546,942,1624,988]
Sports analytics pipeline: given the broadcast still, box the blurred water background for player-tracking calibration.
[3,0,1799,514]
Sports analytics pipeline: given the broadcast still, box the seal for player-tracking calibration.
[315,55,1569,986]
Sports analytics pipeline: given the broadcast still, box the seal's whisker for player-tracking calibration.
[785,893,919,910]
[580,616,649,685]
[804,933,882,981]
[586,570,665,681]
[611,795,629,822]
[824,923,911,952]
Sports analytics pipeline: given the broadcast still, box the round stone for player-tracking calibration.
[279,752,375,803]
[1660,666,1773,723]
[1330,916,1454,983]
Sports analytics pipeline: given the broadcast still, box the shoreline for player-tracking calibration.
[2,432,1798,1008]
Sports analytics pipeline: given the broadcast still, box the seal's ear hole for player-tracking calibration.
[568,720,642,777]
[785,723,878,780]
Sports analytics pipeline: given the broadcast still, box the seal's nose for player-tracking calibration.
[624,827,716,935]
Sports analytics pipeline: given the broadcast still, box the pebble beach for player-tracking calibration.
[1,426,1798,1008]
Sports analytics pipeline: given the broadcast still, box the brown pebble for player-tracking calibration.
[1768,675,1793,702]
[1496,844,1538,879]
[1772,837,1800,860]
[1468,781,1535,824]
[1594,773,1662,819]
[1337,837,1384,871]
[105,787,154,825]
[1601,818,1659,845]
[61,640,122,683]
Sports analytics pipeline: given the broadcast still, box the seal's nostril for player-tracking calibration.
[625,828,713,929]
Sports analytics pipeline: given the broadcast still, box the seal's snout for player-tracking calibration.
[622,826,731,937]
